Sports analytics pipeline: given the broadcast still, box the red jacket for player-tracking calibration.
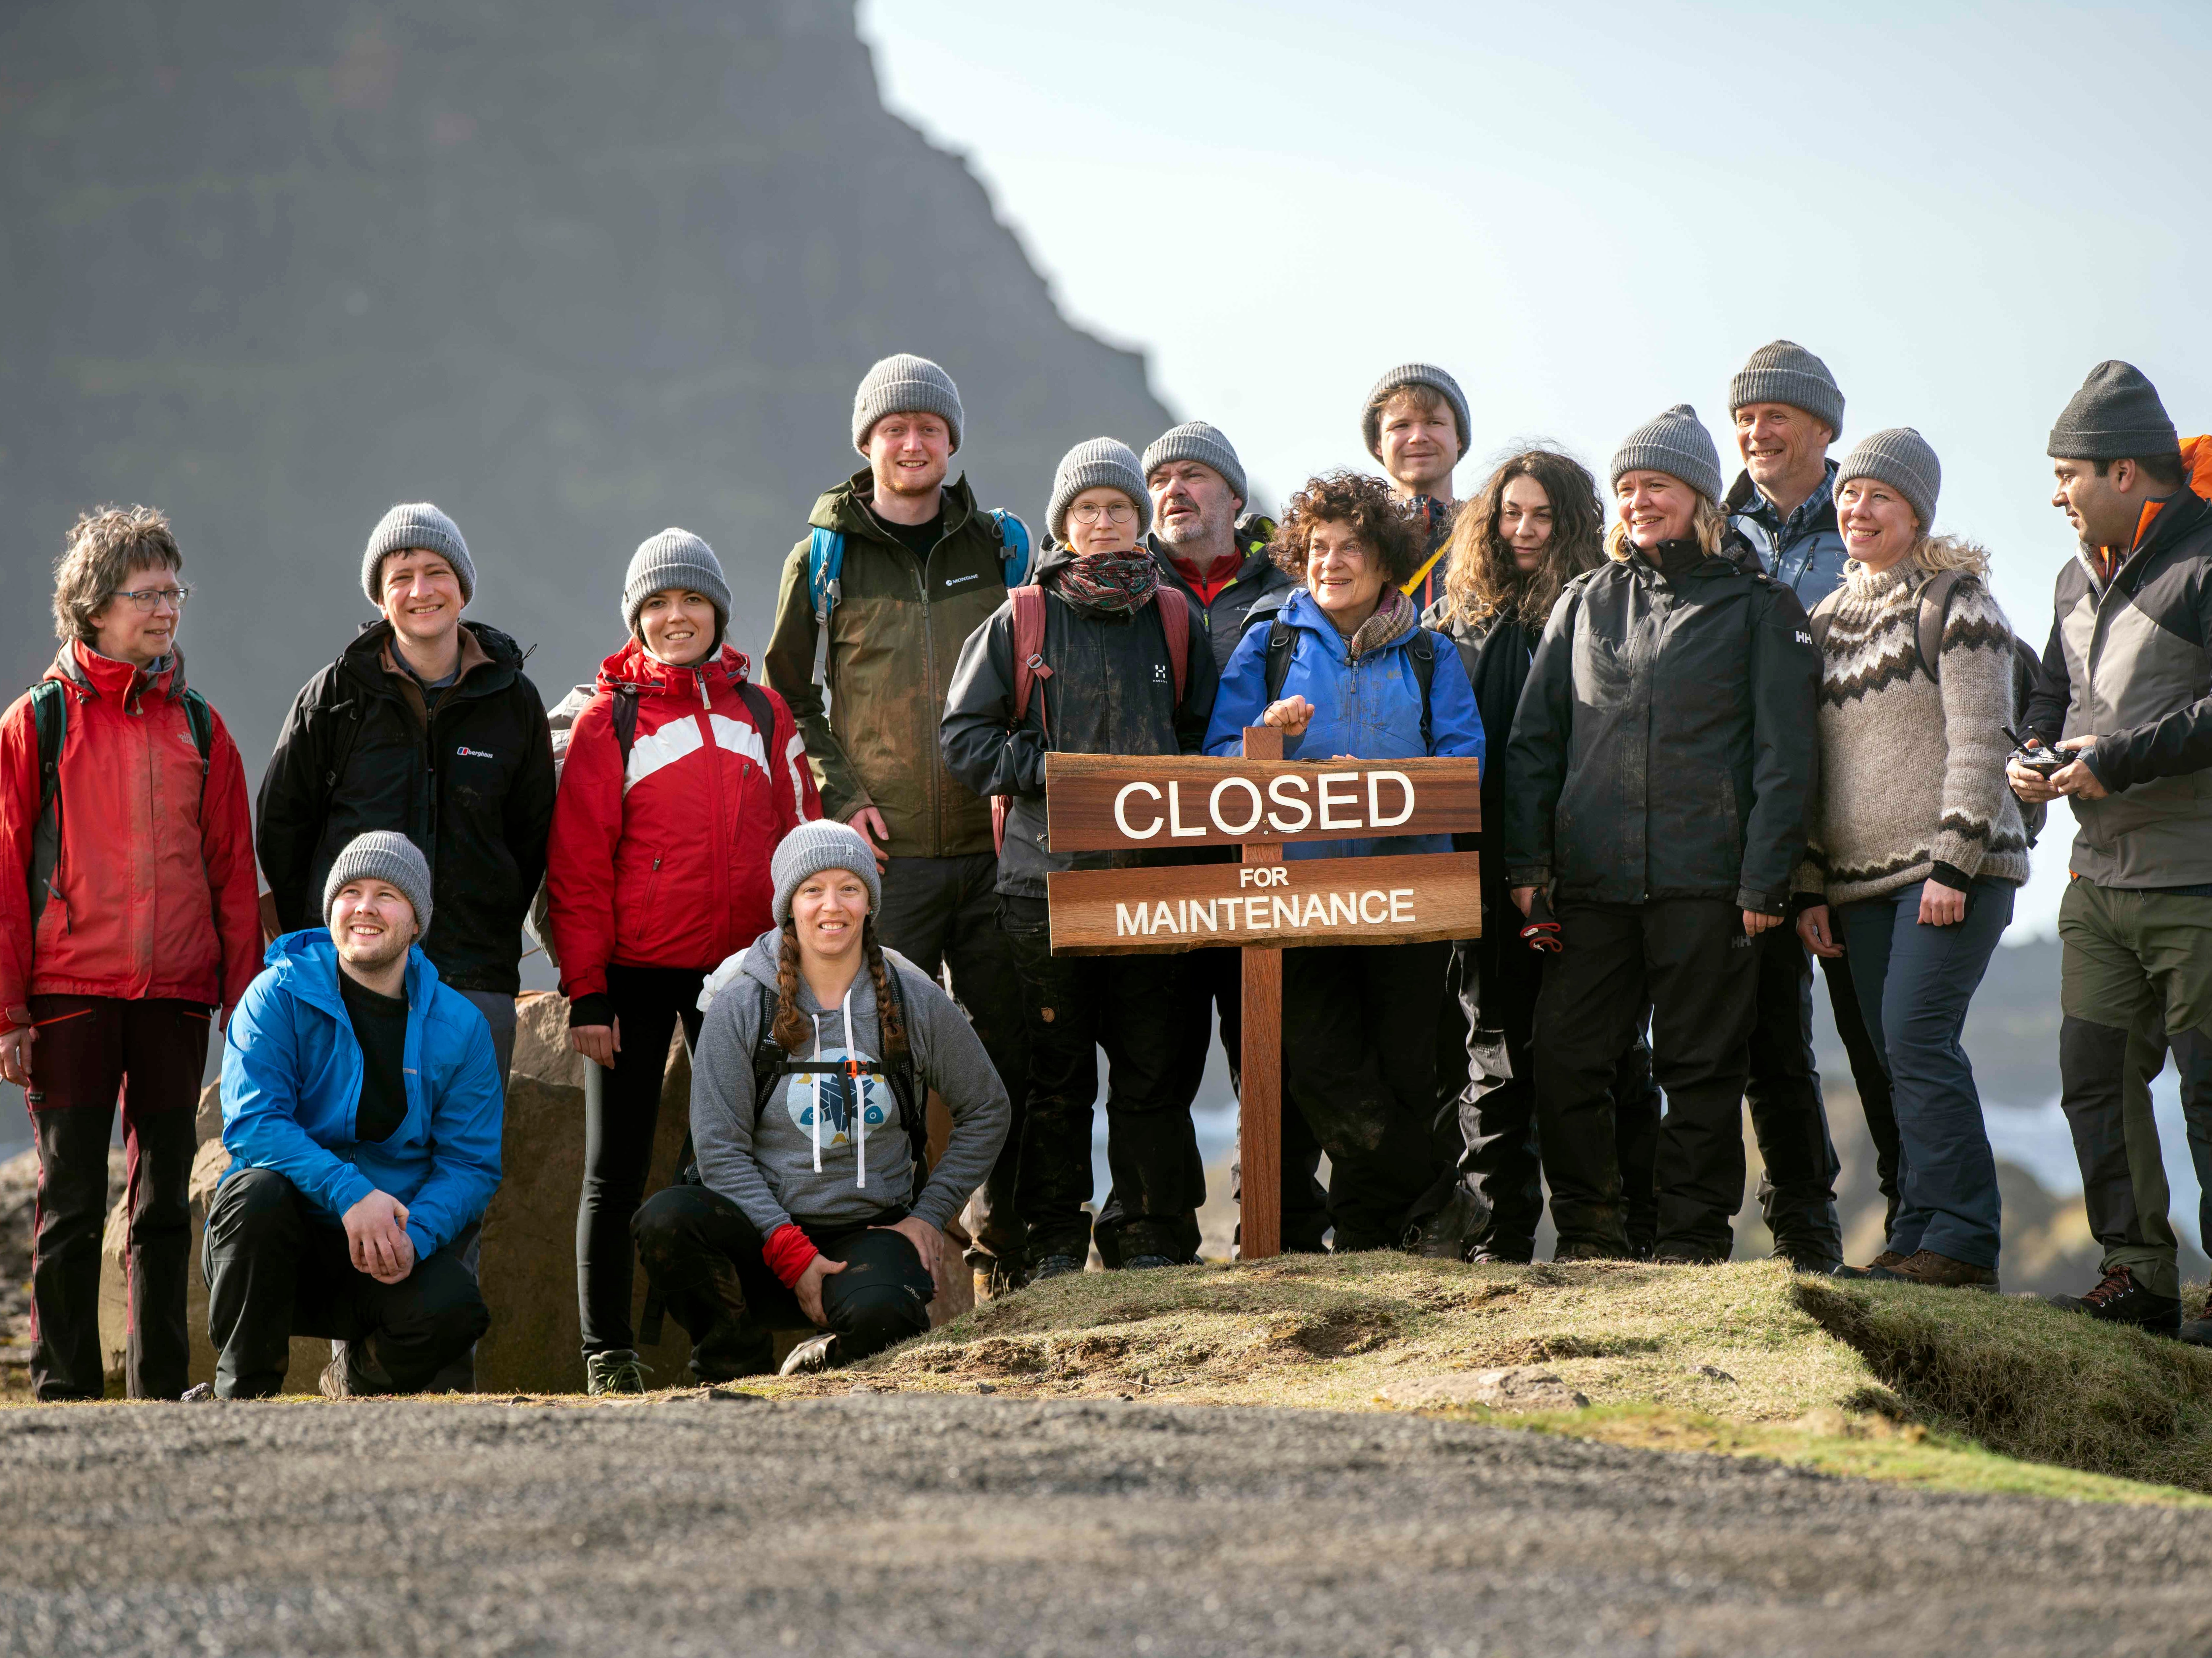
[547,641,819,1006]
[0,643,261,1031]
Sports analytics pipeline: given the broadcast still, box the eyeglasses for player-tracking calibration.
[109,584,193,613]
[1070,502,1136,525]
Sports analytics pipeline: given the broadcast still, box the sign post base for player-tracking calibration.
[1239,725,1284,1260]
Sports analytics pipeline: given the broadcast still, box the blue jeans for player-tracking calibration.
[1838,878,2014,1268]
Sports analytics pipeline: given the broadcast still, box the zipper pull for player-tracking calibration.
[697,669,710,708]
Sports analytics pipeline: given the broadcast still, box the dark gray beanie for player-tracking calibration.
[1140,421,1248,505]
[1837,428,1941,531]
[1610,404,1725,502]
[323,830,432,936]
[362,503,474,605]
[771,820,883,928]
[622,528,732,645]
[1728,340,1845,435]
[2047,360,2178,461]
[1361,363,1473,461]
[1047,438,1152,542]
[851,354,964,455]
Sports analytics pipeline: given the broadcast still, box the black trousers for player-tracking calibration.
[203,1167,487,1397]
[1000,896,1209,1264]
[1819,950,1901,1239]
[876,852,1029,1276]
[632,1185,934,1378]
[1283,940,1455,1252]
[1444,940,1659,1261]
[576,962,708,1355]
[1534,900,1759,1260]
[1743,927,1845,1268]
[24,995,208,1401]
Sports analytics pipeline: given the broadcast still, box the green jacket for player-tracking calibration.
[764,471,1017,859]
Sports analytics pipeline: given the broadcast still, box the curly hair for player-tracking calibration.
[51,505,182,645]
[771,918,908,1074]
[1438,449,1606,631]
[1268,471,1424,589]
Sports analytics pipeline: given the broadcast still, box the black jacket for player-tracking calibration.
[939,545,1219,899]
[257,620,557,993]
[1148,514,1294,676]
[1501,540,1819,914]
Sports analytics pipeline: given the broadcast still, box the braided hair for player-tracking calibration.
[771,915,909,1070]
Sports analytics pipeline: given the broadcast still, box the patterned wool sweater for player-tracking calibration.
[1792,548,2031,905]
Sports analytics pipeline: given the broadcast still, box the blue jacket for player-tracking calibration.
[220,930,504,1263]
[1204,589,1484,859]
[1725,461,1848,608]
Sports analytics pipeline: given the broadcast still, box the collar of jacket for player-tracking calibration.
[341,618,522,698]
[1146,533,1270,590]
[812,468,983,546]
[1281,586,1425,653]
[2083,485,2211,592]
[53,638,184,708]
[1627,538,1738,582]
[264,925,436,1022]
[1724,460,1838,540]
[595,638,752,698]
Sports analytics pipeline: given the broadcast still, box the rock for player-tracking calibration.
[1379,1366,1590,1412]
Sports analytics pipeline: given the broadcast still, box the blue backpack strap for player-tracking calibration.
[806,527,846,688]
[990,509,1033,588]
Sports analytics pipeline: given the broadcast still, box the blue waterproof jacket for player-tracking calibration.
[1204,588,1484,859]
[1725,462,1848,608]
[219,929,504,1263]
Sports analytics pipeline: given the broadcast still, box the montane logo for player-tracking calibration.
[944,572,979,588]
[457,745,494,759]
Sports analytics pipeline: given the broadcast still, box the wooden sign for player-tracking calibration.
[1046,853,1481,956]
[1043,751,1479,852]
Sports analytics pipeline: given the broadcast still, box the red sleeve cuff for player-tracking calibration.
[762,1222,819,1289]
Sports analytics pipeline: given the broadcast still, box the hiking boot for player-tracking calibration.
[585,1348,652,1396]
[2046,1265,2181,1333]
[972,1258,1026,1301]
[1123,1254,1188,1270]
[1403,1184,1493,1261]
[1552,1239,1619,1263]
[2178,1294,2212,1347]
[778,1333,839,1376]
[1832,1250,1907,1280]
[1650,1247,1724,1265]
[318,1338,393,1399]
[1869,1250,1998,1292]
[1029,1254,1084,1282]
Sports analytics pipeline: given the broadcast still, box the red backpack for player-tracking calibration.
[992,583,1189,853]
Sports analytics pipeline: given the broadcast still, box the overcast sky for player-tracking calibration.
[859,0,2210,940]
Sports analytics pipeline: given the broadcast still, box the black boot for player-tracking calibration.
[2047,1265,2180,1333]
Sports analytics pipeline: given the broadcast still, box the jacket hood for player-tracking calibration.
[340,617,527,685]
[811,469,982,541]
[693,927,786,1016]
[49,639,187,704]
[592,638,753,698]
[261,927,439,1018]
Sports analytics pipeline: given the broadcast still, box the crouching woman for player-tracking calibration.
[1205,471,1485,1251]
[633,822,1010,1377]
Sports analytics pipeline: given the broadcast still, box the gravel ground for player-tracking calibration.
[2,1392,2201,1656]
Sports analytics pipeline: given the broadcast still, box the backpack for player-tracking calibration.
[808,508,1033,687]
[27,677,214,922]
[1237,597,1437,750]
[991,583,1190,853]
[1806,569,2048,846]
[747,973,927,1177]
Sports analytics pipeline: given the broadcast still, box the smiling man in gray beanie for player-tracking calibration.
[2013,359,2212,1340]
[764,352,1036,1295]
[1363,363,1472,610]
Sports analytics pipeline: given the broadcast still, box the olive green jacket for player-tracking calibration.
[764,471,1017,859]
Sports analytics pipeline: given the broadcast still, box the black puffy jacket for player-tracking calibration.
[1500,539,1819,914]
[256,620,557,993]
[939,545,1219,900]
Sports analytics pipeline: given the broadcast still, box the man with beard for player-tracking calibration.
[203,833,503,1398]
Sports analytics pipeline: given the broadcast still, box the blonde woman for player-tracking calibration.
[1501,405,1821,1262]
[1795,429,2027,1291]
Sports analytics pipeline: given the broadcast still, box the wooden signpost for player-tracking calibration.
[1043,729,1482,1258]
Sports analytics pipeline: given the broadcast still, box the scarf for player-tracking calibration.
[1341,587,1418,661]
[1050,550,1159,614]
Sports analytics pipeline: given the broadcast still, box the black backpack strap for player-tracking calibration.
[1410,629,1436,751]
[877,960,930,1175]
[1263,618,1296,704]
[29,681,65,820]
[610,683,642,765]
[180,687,215,805]
[734,679,777,751]
[1805,587,1844,653]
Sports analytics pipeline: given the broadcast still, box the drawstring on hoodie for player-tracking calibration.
[806,985,867,1189]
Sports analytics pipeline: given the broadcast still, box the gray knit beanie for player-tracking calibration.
[323,830,432,937]
[851,354,964,455]
[1728,340,1845,435]
[1361,363,1473,461]
[361,503,474,606]
[1140,421,1248,505]
[771,820,883,928]
[1047,438,1152,542]
[2047,360,2178,461]
[622,528,732,646]
[1610,404,1725,503]
[1837,428,1941,531]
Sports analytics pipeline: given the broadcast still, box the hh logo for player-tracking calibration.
[1794,631,1813,645]
[1153,663,1170,684]
[456,745,495,759]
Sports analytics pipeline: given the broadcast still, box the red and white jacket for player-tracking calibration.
[0,643,261,1031]
[547,641,819,1012]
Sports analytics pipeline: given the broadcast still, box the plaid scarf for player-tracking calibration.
[1342,587,1417,660]
[1050,550,1159,615]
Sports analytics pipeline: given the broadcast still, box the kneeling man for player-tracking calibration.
[205,832,503,1397]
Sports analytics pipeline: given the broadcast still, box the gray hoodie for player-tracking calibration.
[689,930,1011,1236]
